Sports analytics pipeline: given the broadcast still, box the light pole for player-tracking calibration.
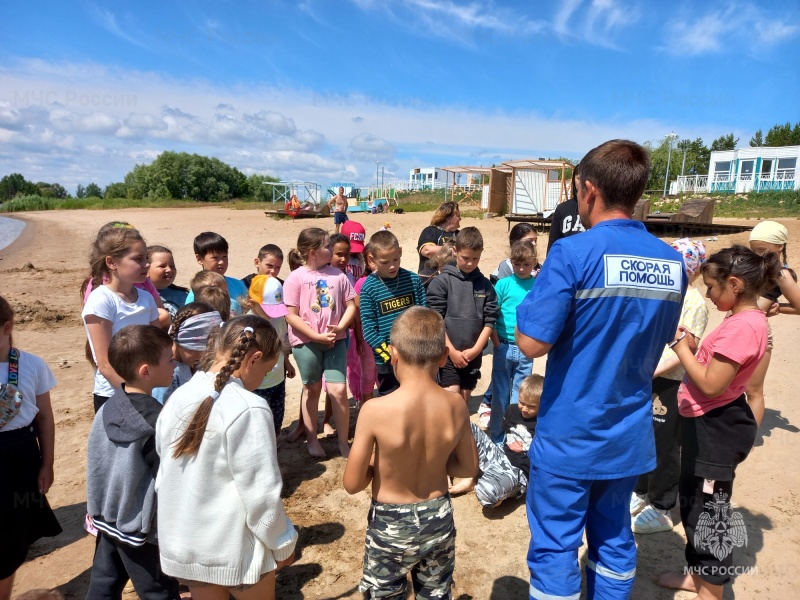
[376,161,380,192]
[663,132,678,197]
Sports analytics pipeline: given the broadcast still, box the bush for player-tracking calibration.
[0,195,60,212]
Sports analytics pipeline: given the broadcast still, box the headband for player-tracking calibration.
[175,311,223,350]
[749,221,789,246]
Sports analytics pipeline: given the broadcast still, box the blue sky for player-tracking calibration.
[1,0,798,193]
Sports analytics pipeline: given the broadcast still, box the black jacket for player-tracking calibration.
[427,264,498,350]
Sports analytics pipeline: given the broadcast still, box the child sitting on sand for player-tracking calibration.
[344,307,478,598]
[450,374,540,507]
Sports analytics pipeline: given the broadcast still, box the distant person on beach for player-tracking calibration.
[344,307,478,599]
[547,163,586,254]
[328,186,349,233]
[515,139,686,599]
[417,201,461,286]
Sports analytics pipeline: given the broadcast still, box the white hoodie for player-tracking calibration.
[155,371,297,586]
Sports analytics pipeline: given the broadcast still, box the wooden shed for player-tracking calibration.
[495,160,573,215]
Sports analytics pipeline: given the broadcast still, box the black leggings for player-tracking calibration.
[679,395,757,586]
[634,377,681,510]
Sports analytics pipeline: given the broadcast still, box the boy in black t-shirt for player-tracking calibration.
[449,374,541,507]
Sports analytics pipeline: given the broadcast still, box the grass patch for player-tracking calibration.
[0,195,202,212]
[645,190,800,219]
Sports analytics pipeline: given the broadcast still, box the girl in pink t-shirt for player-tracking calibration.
[283,228,356,458]
[658,246,781,598]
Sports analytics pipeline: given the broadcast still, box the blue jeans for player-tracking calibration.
[490,341,533,444]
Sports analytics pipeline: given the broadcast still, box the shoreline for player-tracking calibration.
[0,215,35,258]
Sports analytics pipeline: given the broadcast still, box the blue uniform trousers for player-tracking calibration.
[527,466,638,600]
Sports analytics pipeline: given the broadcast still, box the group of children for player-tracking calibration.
[3,204,798,599]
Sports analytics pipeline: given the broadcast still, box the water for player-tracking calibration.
[0,216,26,251]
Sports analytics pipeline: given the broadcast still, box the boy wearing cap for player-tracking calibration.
[248,275,295,434]
[341,221,366,281]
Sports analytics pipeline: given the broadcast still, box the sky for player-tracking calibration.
[0,0,798,194]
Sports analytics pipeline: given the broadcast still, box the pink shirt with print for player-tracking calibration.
[678,309,767,417]
[283,265,356,347]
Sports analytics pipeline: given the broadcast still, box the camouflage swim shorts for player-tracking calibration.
[359,494,455,599]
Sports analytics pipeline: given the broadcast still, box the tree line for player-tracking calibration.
[0,152,282,202]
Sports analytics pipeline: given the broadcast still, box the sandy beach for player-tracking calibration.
[2,206,799,599]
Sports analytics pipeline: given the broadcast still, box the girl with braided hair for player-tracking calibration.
[155,315,297,599]
[152,302,221,404]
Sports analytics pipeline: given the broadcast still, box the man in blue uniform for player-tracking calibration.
[516,139,688,600]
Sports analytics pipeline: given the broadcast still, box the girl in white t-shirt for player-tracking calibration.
[81,224,159,412]
[0,295,61,599]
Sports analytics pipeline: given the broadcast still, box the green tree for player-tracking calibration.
[85,183,103,198]
[710,133,738,151]
[645,137,710,190]
[749,129,764,147]
[247,173,283,201]
[104,182,128,199]
[122,151,251,201]
[75,184,87,199]
[764,121,800,146]
[0,173,39,200]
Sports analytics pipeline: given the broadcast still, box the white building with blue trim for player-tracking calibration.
[674,145,799,194]
[709,146,798,193]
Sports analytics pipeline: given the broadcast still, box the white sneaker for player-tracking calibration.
[632,505,674,534]
[629,493,646,516]
[477,404,491,430]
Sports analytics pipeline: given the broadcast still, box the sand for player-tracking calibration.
[2,206,799,599]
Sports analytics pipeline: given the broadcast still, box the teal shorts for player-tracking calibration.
[292,339,347,385]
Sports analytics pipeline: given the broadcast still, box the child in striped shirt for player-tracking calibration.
[359,231,427,396]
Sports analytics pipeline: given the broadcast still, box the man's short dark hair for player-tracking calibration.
[258,244,284,260]
[193,232,229,257]
[578,139,650,213]
[108,325,172,383]
[455,227,483,251]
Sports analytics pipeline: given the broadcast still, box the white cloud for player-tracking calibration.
[663,2,799,56]
[553,0,640,49]
[349,133,396,161]
[351,0,545,43]
[89,6,151,51]
[0,57,728,192]
[243,110,297,136]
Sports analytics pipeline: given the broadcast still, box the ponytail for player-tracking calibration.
[701,245,782,297]
[171,315,281,458]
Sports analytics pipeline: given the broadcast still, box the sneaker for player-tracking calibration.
[477,404,491,430]
[629,493,646,516]
[632,505,674,534]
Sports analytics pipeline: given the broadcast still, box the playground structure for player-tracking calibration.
[262,181,331,219]
[440,167,490,209]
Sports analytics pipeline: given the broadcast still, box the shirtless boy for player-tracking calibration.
[329,186,349,233]
[344,306,478,599]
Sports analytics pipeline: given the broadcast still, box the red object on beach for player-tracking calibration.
[285,200,301,219]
